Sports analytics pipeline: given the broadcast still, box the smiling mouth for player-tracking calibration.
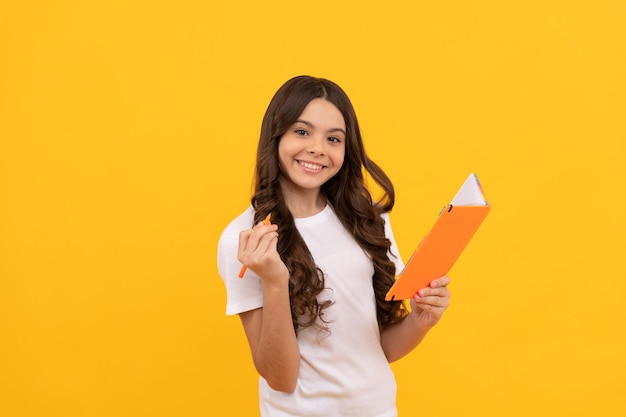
[297,160,326,171]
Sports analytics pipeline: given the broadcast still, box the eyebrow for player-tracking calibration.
[295,119,346,135]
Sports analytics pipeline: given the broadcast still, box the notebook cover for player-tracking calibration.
[385,204,490,301]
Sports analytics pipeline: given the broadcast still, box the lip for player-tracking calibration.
[296,159,327,172]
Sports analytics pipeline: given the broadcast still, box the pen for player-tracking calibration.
[238,213,272,278]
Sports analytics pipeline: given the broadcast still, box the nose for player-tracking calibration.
[306,135,325,155]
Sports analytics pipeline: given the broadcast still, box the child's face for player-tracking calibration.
[278,98,346,195]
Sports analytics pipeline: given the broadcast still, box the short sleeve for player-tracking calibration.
[217,207,264,316]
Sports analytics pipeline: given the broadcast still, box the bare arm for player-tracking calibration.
[237,221,300,392]
[381,276,451,362]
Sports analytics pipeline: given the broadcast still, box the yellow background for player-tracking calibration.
[1,1,624,416]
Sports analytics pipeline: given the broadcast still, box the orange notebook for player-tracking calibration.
[385,173,490,301]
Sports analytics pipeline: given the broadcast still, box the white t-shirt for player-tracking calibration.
[217,204,405,417]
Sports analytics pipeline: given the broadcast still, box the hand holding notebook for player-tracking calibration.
[385,173,490,301]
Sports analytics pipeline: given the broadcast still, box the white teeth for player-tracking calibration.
[299,161,324,170]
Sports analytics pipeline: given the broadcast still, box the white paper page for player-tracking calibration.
[450,173,488,206]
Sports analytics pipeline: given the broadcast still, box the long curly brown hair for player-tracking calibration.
[251,76,407,333]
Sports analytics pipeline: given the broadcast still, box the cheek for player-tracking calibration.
[278,136,296,156]
[335,148,346,168]
[277,140,289,167]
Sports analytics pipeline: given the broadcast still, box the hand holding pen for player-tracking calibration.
[238,214,273,278]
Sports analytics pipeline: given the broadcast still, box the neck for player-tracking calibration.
[280,180,326,218]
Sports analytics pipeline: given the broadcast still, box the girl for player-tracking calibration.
[217,76,450,417]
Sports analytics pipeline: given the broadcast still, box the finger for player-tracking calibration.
[413,286,450,303]
[412,302,439,314]
[416,285,450,298]
[413,294,449,308]
[419,287,450,299]
[244,237,280,276]
[244,224,277,251]
[254,231,279,258]
[237,229,255,262]
[254,220,267,229]
[411,297,445,314]
[253,225,279,254]
[238,227,271,264]
[430,275,451,288]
